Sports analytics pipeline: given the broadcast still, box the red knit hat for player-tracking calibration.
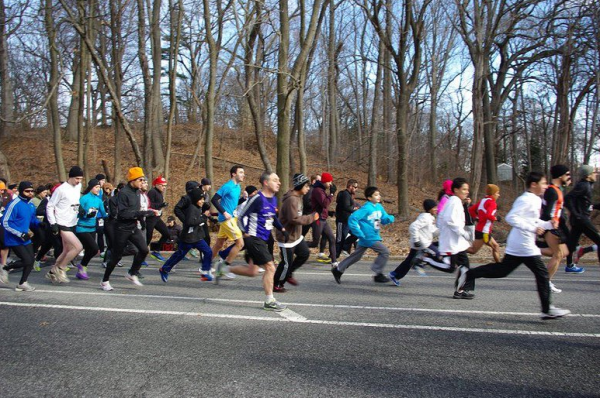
[321,172,333,183]
[153,175,167,186]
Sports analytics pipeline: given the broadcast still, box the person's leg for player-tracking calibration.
[467,239,484,255]
[369,241,390,275]
[323,223,337,263]
[566,222,584,265]
[306,220,325,248]
[336,245,367,272]
[319,229,327,253]
[5,244,35,285]
[392,248,419,279]
[288,240,310,277]
[544,231,564,280]
[335,221,345,258]
[219,242,234,259]
[262,261,277,299]
[77,232,99,267]
[54,230,83,270]
[97,226,105,253]
[580,219,600,264]
[487,237,501,263]
[521,256,551,313]
[128,229,150,277]
[145,217,158,245]
[196,240,213,273]
[462,254,522,291]
[275,247,293,287]
[103,227,132,282]
[161,242,190,273]
[36,232,54,262]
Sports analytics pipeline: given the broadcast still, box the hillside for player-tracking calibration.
[0,125,536,259]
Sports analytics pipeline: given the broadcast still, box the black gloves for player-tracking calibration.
[330,184,337,196]
[51,224,59,235]
[158,202,168,209]
[414,241,422,248]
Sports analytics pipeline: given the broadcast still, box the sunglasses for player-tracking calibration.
[23,189,34,193]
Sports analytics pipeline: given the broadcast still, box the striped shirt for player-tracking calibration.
[237,191,282,241]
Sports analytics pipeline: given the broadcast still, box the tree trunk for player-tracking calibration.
[0,0,15,138]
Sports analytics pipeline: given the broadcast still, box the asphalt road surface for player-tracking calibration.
[1,255,599,397]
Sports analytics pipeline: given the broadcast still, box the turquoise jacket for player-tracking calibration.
[76,192,107,233]
[348,201,394,247]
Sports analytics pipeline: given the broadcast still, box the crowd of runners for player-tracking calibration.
[0,163,598,319]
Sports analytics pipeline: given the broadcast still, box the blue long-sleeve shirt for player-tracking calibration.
[76,192,107,233]
[348,201,394,248]
[1,195,40,247]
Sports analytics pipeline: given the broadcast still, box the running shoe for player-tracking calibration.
[150,251,166,262]
[57,269,70,283]
[549,281,562,293]
[33,260,42,272]
[263,300,286,312]
[102,262,107,268]
[453,290,475,299]
[200,272,214,282]
[75,264,89,280]
[0,268,8,284]
[125,273,143,286]
[331,266,343,284]
[15,282,35,292]
[413,264,428,276]
[273,285,287,293]
[213,258,225,285]
[100,281,113,291]
[340,250,350,257]
[389,271,400,287]
[286,276,298,286]
[45,270,58,284]
[140,261,148,267]
[572,246,585,265]
[316,255,332,264]
[189,248,200,258]
[159,267,169,283]
[541,305,570,319]
[565,264,585,273]
[374,273,390,283]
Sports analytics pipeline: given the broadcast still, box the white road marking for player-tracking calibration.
[278,308,308,321]
[7,289,600,318]
[0,301,597,338]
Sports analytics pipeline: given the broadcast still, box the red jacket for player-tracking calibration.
[469,196,497,234]
[310,181,333,220]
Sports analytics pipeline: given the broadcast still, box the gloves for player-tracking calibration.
[51,224,59,235]
[330,184,337,196]
[87,208,98,218]
[413,241,422,248]
[20,232,28,240]
[159,202,168,209]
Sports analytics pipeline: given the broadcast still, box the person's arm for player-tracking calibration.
[211,193,228,216]
[46,190,59,225]
[380,206,395,225]
[236,194,261,232]
[540,188,558,221]
[338,191,354,213]
[174,197,187,223]
[484,199,497,223]
[3,202,26,237]
[443,200,469,239]
[506,196,552,233]
[348,207,366,239]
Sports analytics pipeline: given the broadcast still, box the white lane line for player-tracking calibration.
[1,301,598,338]
[11,289,600,318]
[278,309,307,322]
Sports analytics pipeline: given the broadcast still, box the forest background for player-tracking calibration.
[0,0,598,255]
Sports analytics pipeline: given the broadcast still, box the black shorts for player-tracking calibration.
[243,236,273,266]
[474,231,493,243]
[58,225,75,233]
[546,228,568,244]
[0,224,5,249]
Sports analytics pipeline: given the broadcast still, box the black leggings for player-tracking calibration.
[566,218,600,265]
[146,216,169,247]
[4,244,34,284]
[464,254,550,313]
[103,224,148,282]
[76,232,99,266]
[35,229,63,261]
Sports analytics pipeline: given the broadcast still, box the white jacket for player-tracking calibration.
[47,182,81,227]
[438,196,471,254]
[409,213,438,249]
[505,191,553,257]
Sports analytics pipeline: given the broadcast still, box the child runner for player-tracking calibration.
[457,172,571,319]
[331,186,395,284]
[467,184,501,263]
[159,188,212,282]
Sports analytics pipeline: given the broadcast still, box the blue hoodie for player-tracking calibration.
[348,201,395,247]
[1,195,39,247]
[76,191,107,233]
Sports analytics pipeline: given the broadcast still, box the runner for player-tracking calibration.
[101,167,158,291]
[210,165,245,282]
[335,179,359,258]
[235,171,287,311]
[273,173,319,292]
[146,175,170,261]
[457,172,571,319]
[331,186,395,284]
[46,166,84,284]
[539,164,571,292]
[74,179,107,280]
[307,172,337,265]
[564,165,600,272]
[0,181,40,291]
[467,184,501,263]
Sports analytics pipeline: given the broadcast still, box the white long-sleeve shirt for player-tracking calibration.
[505,191,553,257]
[409,212,438,249]
[438,196,471,254]
[46,182,82,227]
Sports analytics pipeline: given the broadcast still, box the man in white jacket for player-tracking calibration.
[457,172,570,319]
[46,166,84,283]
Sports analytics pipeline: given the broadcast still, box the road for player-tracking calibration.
[0,256,599,397]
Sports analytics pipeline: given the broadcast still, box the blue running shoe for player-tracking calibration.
[141,261,148,267]
[389,271,400,287]
[159,267,169,283]
[565,264,585,273]
[150,251,166,262]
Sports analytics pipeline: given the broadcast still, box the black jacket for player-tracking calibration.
[116,184,155,228]
[178,201,207,243]
[335,190,355,223]
[565,180,600,221]
[147,187,167,217]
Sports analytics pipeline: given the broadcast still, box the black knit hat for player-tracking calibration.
[18,181,34,194]
[293,173,309,190]
[245,185,258,196]
[185,180,200,193]
[201,178,211,186]
[190,187,206,204]
[423,199,437,212]
[550,164,569,179]
[95,174,106,181]
[69,166,84,178]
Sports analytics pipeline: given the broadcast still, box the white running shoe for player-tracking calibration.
[125,273,143,286]
[101,281,114,291]
[15,282,35,292]
[0,268,8,284]
[541,305,570,319]
[340,251,350,257]
[549,281,562,293]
